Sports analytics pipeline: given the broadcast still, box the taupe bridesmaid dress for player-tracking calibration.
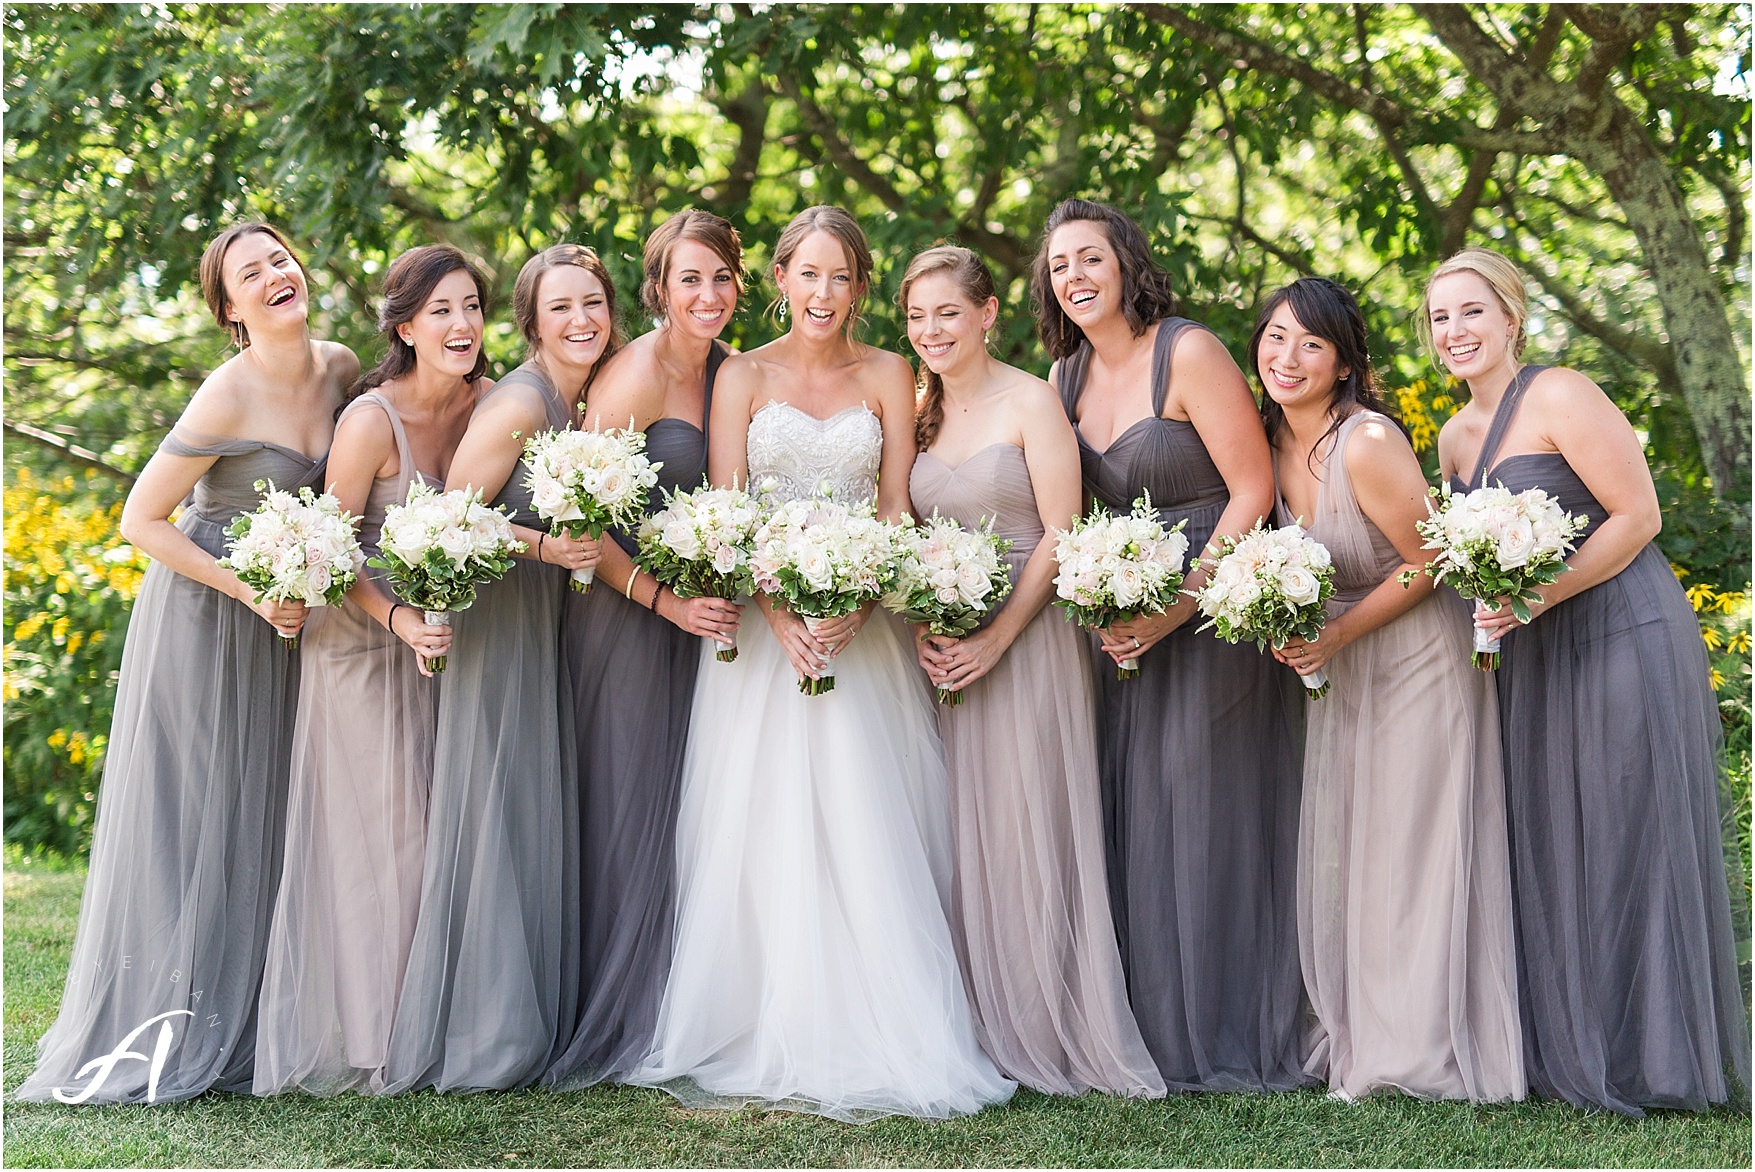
[16,431,324,1104]
[381,365,580,1093]
[1281,409,1524,1102]
[910,442,1164,1098]
[254,393,441,1096]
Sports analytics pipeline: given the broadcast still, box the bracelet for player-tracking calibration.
[649,581,664,611]
[387,602,404,632]
[536,532,545,564]
[626,567,641,597]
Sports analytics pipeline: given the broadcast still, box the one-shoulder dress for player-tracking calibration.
[255,394,442,1096]
[1283,410,1524,1102]
[1058,318,1308,1093]
[910,441,1164,1097]
[546,342,727,1089]
[17,432,325,1104]
[1456,365,1749,1116]
[381,365,580,1093]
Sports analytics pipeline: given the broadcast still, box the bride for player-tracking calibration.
[629,206,1015,1121]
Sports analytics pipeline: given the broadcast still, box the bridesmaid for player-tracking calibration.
[381,244,613,1093]
[545,210,743,1088]
[254,245,479,1096]
[17,223,353,1104]
[1252,276,1524,1102]
[1431,246,1749,1115]
[904,245,1164,1098]
[1034,198,1307,1092]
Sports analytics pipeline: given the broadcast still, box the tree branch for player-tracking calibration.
[3,418,137,484]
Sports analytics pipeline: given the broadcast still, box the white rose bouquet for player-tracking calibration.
[368,480,525,672]
[1051,492,1190,680]
[219,480,366,650]
[522,426,662,593]
[635,481,762,662]
[749,494,903,695]
[1193,520,1338,697]
[1401,483,1587,669]
[884,512,1014,706]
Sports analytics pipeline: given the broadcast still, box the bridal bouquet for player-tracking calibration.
[750,495,903,695]
[523,426,662,593]
[1051,492,1190,680]
[1193,520,1337,697]
[220,480,366,650]
[369,480,525,672]
[884,512,1014,706]
[636,481,762,662]
[1402,483,1587,669]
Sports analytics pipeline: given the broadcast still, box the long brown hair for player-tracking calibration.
[767,205,873,334]
[350,244,490,400]
[198,221,302,349]
[641,208,744,318]
[512,243,625,398]
[899,245,996,450]
[1030,198,1177,359]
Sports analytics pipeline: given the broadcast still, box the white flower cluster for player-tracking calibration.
[890,513,1011,616]
[523,426,661,537]
[749,496,902,618]
[640,484,762,585]
[221,482,365,611]
[1052,494,1190,620]
[379,481,520,573]
[1416,484,1583,579]
[1195,522,1334,621]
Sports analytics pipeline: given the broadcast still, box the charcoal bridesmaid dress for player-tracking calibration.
[546,342,727,1088]
[1456,364,1749,1116]
[16,431,325,1104]
[909,441,1164,1098]
[1058,318,1308,1093]
[254,393,441,1096]
[1285,410,1524,1103]
[381,365,580,1093]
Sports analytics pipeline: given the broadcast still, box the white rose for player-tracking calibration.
[712,542,740,576]
[1279,566,1321,606]
[1496,518,1537,569]
[438,527,474,566]
[531,479,568,517]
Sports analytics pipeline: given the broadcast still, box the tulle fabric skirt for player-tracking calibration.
[938,603,1163,1097]
[1496,543,1749,1115]
[545,581,698,1088]
[253,592,437,1096]
[15,513,297,1104]
[1299,588,1525,1102]
[380,559,580,1094]
[630,605,1016,1121]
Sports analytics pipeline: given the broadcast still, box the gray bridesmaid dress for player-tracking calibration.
[254,394,440,1096]
[546,342,726,1088]
[16,431,324,1104]
[1059,318,1309,1093]
[381,365,580,1093]
[909,442,1164,1098]
[1457,365,1750,1116]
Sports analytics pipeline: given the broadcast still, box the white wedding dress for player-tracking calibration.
[629,401,1016,1121]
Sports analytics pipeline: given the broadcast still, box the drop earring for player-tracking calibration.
[779,300,789,322]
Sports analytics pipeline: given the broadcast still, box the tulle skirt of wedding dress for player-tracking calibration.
[629,605,1016,1122]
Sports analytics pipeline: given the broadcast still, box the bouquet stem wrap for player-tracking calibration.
[1298,666,1330,698]
[1471,623,1502,671]
[571,565,596,593]
[715,633,738,663]
[421,610,452,673]
[802,614,837,694]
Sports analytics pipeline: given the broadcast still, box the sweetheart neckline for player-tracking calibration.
[754,400,876,427]
[1073,413,1194,458]
[915,441,1024,473]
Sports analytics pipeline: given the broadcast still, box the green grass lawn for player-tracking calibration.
[5,861,1749,1168]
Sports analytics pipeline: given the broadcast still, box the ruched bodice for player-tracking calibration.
[161,430,327,554]
[747,401,882,506]
[1275,411,1404,612]
[909,443,1043,573]
[1060,319,1230,552]
[1450,365,1605,543]
[476,364,572,526]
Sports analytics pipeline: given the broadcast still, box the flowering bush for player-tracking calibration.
[1404,483,1588,668]
[524,426,661,591]
[1051,492,1189,679]
[636,481,762,661]
[1193,521,1337,697]
[369,480,524,671]
[884,512,1013,704]
[750,494,903,694]
[218,481,365,648]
